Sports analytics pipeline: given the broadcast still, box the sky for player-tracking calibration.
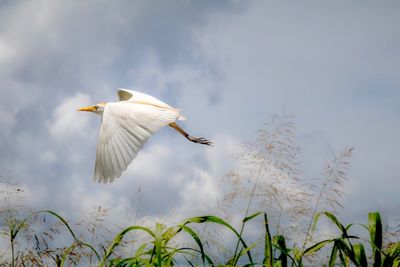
[0,0,400,250]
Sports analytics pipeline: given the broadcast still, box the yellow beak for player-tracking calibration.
[77,106,97,112]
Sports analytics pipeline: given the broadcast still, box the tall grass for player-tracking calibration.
[217,113,355,265]
[1,114,399,265]
[1,208,399,266]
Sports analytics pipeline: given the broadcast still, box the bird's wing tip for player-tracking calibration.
[93,176,112,184]
[117,89,134,101]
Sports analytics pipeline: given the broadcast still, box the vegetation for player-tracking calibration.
[1,113,399,266]
[0,208,399,266]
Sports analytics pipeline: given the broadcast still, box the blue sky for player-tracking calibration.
[0,0,399,244]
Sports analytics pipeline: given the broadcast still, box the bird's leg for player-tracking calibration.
[169,122,212,146]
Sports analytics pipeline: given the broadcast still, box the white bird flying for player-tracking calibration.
[77,88,212,183]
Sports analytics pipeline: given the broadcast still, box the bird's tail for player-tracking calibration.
[176,108,186,120]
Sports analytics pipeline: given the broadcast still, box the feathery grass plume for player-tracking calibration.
[301,148,354,258]
[123,185,143,225]
[116,185,146,258]
[378,212,400,262]
[216,113,356,265]
[0,168,35,266]
[75,205,112,266]
[1,207,88,266]
[315,147,353,211]
[219,113,312,247]
[0,169,97,266]
[0,169,27,229]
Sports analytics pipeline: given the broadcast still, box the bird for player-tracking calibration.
[77,88,212,183]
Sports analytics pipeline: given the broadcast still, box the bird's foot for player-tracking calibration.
[188,136,213,146]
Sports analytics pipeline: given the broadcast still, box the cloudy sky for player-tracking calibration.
[1,0,399,242]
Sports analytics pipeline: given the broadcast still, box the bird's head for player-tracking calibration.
[77,102,107,115]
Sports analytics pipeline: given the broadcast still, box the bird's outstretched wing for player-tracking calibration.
[117,88,186,120]
[94,102,179,183]
[117,88,172,108]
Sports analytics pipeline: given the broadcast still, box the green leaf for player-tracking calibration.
[177,247,215,266]
[178,224,206,264]
[328,240,338,267]
[354,243,368,267]
[275,235,288,267]
[368,212,382,267]
[382,242,400,267]
[100,225,155,267]
[182,215,254,265]
[336,239,357,266]
[338,246,350,267]
[243,211,262,223]
[303,239,335,255]
[13,210,79,243]
[263,213,273,267]
[134,243,148,258]
[322,212,346,233]
[154,223,164,267]
[237,242,257,261]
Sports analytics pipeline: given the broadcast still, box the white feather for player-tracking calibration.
[117,88,186,120]
[94,101,179,183]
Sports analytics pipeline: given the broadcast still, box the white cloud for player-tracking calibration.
[178,167,219,215]
[0,38,15,64]
[0,105,16,137]
[39,150,57,164]
[1,1,400,258]
[191,1,400,221]
[47,92,94,141]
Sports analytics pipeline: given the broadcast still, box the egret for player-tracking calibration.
[77,88,212,183]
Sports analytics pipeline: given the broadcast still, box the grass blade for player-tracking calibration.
[100,225,155,266]
[328,240,338,267]
[263,213,273,267]
[318,212,346,233]
[182,215,254,265]
[303,239,335,255]
[368,212,382,267]
[338,245,350,267]
[178,247,215,266]
[243,211,262,223]
[178,224,206,264]
[154,223,164,267]
[336,239,357,266]
[354,243,367,267]
[381,242,400,267]
[275,235,288,267]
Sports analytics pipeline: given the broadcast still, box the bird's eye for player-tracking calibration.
[94,105,98,110]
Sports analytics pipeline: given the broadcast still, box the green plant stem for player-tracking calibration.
[232,168,262,264]
[274,205,283,259]
[11,236,15,267]
[264,213,273,267]
[299,178,329,266]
